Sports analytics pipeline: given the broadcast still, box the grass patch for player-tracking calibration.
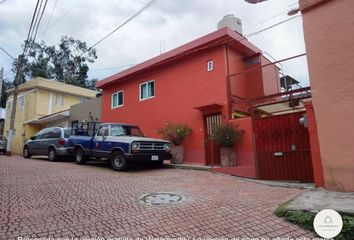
[275,204,354,240]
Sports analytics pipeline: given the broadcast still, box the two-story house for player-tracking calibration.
[96,26,280,166]
[4,77,97,154]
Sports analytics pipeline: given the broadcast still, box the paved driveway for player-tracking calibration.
[0,155,315,239]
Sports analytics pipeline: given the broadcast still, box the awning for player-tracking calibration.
[24,110,70,124]
[194,103,223,113]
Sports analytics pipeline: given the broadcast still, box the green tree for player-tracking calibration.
[12,36,97,88]
[1,79,14,108]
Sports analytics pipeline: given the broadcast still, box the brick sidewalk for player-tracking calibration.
[0,155,315,239]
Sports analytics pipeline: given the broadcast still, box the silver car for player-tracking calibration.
[0,136,7,154]
[23,127,72,161]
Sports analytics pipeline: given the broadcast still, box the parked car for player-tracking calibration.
[68,122,172,170]
[23,127,72,161]
[0,136,7,154]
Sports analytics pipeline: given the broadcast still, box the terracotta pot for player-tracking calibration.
[220,147,236,167]
[171,145,184,164]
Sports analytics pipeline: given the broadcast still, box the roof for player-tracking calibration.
[10,77,97,98]
[24,109,70,124]
[96,27,261,89]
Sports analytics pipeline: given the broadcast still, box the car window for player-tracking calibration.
[41,128,53,139]
[64,128,71,138]
[97,126,108,136]
[35,128,49,139]
[111,125,126,137]
[110,125,144,137]
[50,128,61,138]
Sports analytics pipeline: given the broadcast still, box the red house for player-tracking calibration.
[96,26,280,175]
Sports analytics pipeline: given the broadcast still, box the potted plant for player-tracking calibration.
[158,122,192,164]
[212,123,243,167]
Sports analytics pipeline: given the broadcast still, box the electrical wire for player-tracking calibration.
[41,0,58,39]
[33,0,49,41]
[245,15,301,38]
[45,0,83,32]
[0,46,15,60]
[87,0,158,50]
[82,0,126,37]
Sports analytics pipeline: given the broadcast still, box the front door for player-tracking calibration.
[204,113,222,166]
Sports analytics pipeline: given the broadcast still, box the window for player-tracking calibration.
[49,128,61,138]
[97,126,109,137]
[64,128,72,138]
[140,80,154,101]
[18,96,25,107]
[54,95,58,105]
[60,95,64,107]
[207,60,213,72]
[112,90,124,108]
[110,125,144,137]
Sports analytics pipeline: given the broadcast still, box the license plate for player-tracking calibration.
[151,155,159,161]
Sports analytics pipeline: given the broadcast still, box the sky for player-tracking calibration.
[0,0,309,87]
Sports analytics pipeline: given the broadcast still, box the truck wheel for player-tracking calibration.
[75,148,87,165]
[48,148,57,162]
[111,151,128,171]
[23,146,32,158]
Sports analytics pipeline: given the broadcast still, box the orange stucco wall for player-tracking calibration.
[102,46,229,164]
[301,0,354,191]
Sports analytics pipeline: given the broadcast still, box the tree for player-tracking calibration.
[1,79,14,108]
[12,36,97,88]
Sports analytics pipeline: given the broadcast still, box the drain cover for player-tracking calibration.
[139,192,184,206]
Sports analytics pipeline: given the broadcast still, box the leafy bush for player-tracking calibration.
[212,123,243,147]
[275,205,354,240]
[158,122,192,145]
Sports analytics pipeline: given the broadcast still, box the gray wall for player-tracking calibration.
[70,97,101,123]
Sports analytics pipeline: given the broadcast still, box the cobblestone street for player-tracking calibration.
[0,155,315,239]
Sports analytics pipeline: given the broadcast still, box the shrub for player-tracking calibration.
[212,123,243,147]
[158,122,192,145]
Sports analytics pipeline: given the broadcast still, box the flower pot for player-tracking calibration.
[171,145,184,164]
[220,147,236,167]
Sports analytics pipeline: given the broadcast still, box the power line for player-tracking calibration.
[33,0,49,41]
[87,0,158,50]
[82,0,126,37]
[45,0,83,33]
[0,46,15,60]
[245,15,300,38]
[41,0,57,39]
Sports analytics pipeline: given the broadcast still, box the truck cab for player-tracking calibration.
[69,122,172,170]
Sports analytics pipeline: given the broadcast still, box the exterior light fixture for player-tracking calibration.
[244,0,268,3]
[287,8,300,16]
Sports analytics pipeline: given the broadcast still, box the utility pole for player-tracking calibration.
[6,55,23,156]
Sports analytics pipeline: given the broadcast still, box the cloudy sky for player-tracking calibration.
[0,0,309,86]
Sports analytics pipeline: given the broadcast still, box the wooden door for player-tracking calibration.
[204,113,222,166]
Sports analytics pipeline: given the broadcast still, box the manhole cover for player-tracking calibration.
[139,192,184,206]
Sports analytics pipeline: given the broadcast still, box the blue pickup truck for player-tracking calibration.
[68,122,172,170]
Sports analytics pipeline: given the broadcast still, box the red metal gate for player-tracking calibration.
[253,112,314,182]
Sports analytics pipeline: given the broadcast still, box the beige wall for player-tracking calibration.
[301,0,354,191]
[69,97,102,123]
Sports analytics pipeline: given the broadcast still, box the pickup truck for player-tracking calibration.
[68,122,172,170]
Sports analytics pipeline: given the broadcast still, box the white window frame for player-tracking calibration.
[60,95,64,107]
[207,60,214,72]
[18,96,25,107]
[111,90,124,109]
[139,80,155,101]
